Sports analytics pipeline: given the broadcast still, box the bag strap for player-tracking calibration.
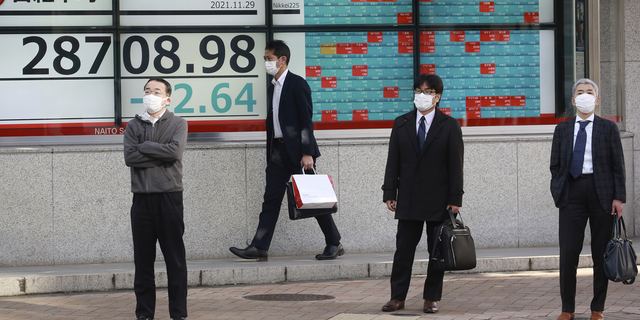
[611,215,619,239]
[447,208,465,229]
[430,224,444,258]
[619,215,629,240]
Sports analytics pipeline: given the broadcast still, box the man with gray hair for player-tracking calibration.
[550,78,625,320]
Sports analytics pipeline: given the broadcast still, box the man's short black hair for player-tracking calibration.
[144,78,172,96]
[413,74,443,107]
[265,39,291,65]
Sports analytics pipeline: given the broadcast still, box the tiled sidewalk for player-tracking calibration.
[1,269,638,320]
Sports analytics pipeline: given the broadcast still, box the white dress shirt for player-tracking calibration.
[573,113,595,174]
[415,109,436,142]
[271,69,289,139]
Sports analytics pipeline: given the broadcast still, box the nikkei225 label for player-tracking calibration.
[120,33,267,122]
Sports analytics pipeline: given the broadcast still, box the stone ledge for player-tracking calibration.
[0,254,600,297]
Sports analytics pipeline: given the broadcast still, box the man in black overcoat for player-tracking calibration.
[381,74,464,314]
[550,78,625,320]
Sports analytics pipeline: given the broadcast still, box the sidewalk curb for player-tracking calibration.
[0,254,595,297]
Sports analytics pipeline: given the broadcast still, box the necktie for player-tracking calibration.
[570,120,591,179]
[418,116,426,150]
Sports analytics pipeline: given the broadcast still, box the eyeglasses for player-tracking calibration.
[415,88,437,95]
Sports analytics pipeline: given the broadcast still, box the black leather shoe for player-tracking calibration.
[172,317,186,320]
[229,245,268,261]
[136,317,152,320]
[315,243,345,260]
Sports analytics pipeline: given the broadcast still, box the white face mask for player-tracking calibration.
[143,94,168,114]
[414,93,435,112]
[265,58,281,76]
[574,94,596,114]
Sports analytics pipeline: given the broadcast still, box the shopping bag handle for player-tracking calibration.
[300,166,317,175]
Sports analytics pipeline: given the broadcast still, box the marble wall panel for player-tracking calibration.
[620,136,635,236]
[52,149,132,265]
[0,150,54,266]
[462,140,519,248]
[517,140,559,246]
[182,145,249,259]
[599,61,619,118]
[625,0,640,61]
[336,141,403,253]
[600,0,622,64]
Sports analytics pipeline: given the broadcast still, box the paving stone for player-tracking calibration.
[0,269,639,319]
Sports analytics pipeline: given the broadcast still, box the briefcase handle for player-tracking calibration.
[447,208,466,229]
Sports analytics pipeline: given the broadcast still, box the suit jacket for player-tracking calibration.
[383,108,464,222]
[266,71,320,165]
[550,115,626,211]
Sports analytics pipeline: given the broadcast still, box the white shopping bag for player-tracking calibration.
[291,170,337,209]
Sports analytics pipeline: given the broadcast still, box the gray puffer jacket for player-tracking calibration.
[124,111,188,193]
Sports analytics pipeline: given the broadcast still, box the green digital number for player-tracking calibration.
[173,83,194,113]
[211,83,232,113]
[171,82,257,114]
[234,83,257,112]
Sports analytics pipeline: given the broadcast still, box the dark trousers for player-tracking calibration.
[390,219,445,301]
[251,139,341,251]
[559,175,613,313]
[131,192,188,319]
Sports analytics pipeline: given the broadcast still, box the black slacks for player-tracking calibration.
[131,192,187,319]
[559,175,613,313]
[390,219,445,301]
[251,139,341,251]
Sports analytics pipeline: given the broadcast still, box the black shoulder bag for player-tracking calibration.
[430,209,476,271]
[603,214,637,285]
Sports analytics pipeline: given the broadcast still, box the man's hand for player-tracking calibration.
[386,200,396,212]
[611,199,623,218]
[301,155,314,170]
[447,205,460,214]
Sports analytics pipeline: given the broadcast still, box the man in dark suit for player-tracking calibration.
[381,74,464,314]
[229,40,344,261]
[550,78,625,320]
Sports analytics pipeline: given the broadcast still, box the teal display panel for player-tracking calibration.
[273,0,413,25]
[419,0,549,24]
[277,32,414,123]
[420,29,556,121]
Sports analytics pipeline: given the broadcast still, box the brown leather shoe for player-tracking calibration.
[557,312,575,320]
[591,311,604,320]
[381,299,404,312]
[423,300,439,313]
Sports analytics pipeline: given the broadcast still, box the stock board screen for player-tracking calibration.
[273,0,413,25]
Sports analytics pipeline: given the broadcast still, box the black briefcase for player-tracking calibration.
[430,209,476,271]
[286,181,337,220]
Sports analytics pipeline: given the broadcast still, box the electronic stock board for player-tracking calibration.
[0,0,557,137]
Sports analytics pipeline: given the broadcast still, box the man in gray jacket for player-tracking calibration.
[124,78,188,320]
